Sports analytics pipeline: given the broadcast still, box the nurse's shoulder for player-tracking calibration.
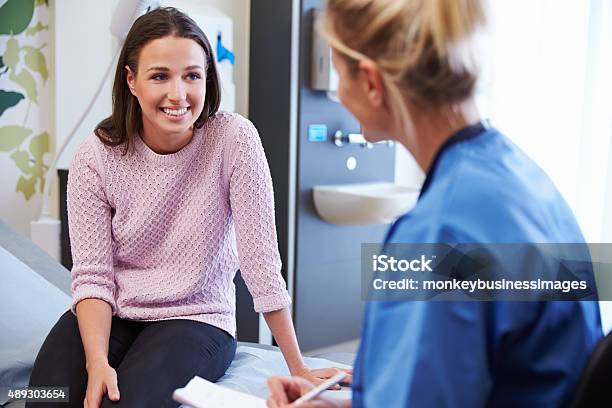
[419,129,582,243]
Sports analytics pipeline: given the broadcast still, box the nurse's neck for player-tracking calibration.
[398,99,481,174]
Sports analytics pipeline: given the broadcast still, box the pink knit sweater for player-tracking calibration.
[67,112,291,336]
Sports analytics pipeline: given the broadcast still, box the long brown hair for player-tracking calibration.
[95,7,221,151]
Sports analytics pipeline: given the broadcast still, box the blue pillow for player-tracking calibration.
[0,246,70,405]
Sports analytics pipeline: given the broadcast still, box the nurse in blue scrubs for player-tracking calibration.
[267,0,603,407]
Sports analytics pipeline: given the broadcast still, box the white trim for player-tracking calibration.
[287,0,300,309]
[258,313,272,345]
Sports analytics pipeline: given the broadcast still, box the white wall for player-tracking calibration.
[395,144,424,188]
[54,0,119,170]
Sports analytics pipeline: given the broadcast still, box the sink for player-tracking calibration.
[312,182,420,225]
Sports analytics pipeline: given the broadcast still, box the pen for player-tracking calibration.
[293,371,347,406]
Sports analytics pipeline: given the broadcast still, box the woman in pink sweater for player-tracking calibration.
[27,7,349,408]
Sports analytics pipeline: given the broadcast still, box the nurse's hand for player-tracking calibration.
[266,376,349,407]
[295,367,353,389]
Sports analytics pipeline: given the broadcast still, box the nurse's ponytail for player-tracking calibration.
[320,0,487,131]
[426,0,487,61]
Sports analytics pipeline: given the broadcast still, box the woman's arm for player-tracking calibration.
[75,299,113,369]
[263,308,307,375]
[67,138,117,315]
[75,299,121,408]
[264,308,352,385]
[68,138,120,407]
[227,118,351,383]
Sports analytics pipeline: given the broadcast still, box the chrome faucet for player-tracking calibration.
[332,130,394,149]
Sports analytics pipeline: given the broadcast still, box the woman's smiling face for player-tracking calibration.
[126,35,207,145]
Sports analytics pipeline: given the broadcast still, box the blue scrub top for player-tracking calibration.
[352,124,602,407]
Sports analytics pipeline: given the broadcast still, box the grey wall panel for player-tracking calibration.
[250,0,397,351]
[249,0,294,285]
[295,1,395,351]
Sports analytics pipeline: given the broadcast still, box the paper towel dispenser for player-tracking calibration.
[310,9,338,92]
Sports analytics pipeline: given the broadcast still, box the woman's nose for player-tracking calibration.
[167,79,186,102]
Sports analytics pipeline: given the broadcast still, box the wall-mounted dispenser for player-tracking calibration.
[310,9,339,102]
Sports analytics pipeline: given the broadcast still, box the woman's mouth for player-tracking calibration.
[160,106,190,119]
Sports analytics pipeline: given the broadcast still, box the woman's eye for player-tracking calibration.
[151,73,167,81]
[186,73,201,80]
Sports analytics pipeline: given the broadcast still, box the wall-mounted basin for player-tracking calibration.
[313,182,420,225]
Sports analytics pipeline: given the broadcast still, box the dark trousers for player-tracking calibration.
[26,310,236,407]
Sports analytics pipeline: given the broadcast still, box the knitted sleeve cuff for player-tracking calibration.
[253,290,292,313]
[71,283,117,316]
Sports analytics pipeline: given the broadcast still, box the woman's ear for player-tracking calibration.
[125,65,137,96]
[358,59,384,108]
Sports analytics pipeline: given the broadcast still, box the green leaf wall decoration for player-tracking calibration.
[1,0,49,201]
[16,174,36,200]
[9,132,49,194]
[23,45,48,81]
[29,131,49,193]
[9,69,37,103]
[0,0,35,36]
[0,90,25,117]
[3,38,19,69]
[29,131,48,162]
[25,22,47,36]
[10,150,33,173]
[0,125,32,151]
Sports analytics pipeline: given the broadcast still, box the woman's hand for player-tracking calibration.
[267,376,348,408]
[262,308,351,391]
[294,367,353,389]
[84,359,120,408]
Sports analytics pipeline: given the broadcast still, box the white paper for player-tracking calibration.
[173,376,266,408]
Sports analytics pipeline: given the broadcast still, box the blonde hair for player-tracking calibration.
[319,0,487,133]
